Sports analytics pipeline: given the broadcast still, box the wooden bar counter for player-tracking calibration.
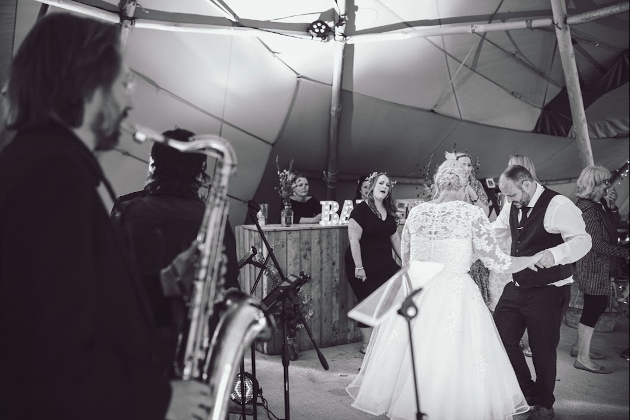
[235,223,361,355]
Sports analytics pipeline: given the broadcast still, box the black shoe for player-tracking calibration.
[574,359,612,374]
[526,405,554,420]
[621,348,630,361]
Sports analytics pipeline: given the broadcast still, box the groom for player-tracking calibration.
[492,165,591,420]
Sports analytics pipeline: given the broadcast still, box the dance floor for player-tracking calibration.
[228,316,629,420]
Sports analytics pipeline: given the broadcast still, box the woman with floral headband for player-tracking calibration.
[345,172,402,354]
[442,150,492,307]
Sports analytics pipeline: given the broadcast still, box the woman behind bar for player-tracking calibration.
[289,173,322,224]
[345,172,402,353]
[572,165,628,374]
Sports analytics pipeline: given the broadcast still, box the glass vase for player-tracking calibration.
[281,205,294,227]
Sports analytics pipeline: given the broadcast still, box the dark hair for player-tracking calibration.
[6,13,122,130]
[502,165,534,184]
[365,172,398,223]
[354,174,371,201]
[146,128,209,193]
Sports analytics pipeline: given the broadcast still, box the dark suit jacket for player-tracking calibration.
[111,187,241,373]
[0,122,171,420]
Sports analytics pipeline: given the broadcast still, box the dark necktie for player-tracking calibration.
[518,207,530,230]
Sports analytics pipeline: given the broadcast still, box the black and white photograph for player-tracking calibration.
[0,1,628,420]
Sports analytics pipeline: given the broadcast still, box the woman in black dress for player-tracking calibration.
[345,172,402,353]
[289,173,322,224]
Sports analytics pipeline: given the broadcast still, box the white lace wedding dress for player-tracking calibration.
[346,201,529,420]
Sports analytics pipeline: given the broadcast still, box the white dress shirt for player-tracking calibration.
[492,182,592,286]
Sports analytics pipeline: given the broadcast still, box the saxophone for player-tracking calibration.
[121,123,273,420]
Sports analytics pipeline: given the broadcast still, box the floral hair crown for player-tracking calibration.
[365,172,379,183]
[365,171,396,186]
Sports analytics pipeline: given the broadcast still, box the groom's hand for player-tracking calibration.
[534,250,555,269]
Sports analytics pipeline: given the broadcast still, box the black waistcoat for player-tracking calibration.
[510,188,572,288]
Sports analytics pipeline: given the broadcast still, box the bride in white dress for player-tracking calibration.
[347,159,542,420]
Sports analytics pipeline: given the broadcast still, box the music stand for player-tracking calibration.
[348,261,444,420]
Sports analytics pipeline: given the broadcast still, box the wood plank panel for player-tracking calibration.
[319,228,334,348]
[235,224,359,355]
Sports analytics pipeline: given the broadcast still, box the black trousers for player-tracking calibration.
[493,282,571,409]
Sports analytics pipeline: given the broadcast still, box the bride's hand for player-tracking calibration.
[527,253,544,271]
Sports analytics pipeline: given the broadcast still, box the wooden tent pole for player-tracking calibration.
[326,1,347,200]
[551,0,594,168]
[347,2,628,44]
[36,4,49,21]
[119,1,137,46]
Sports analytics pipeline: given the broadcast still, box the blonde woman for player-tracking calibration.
[572,165,628,373]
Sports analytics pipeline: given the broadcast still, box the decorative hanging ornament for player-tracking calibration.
[308,20,332,40]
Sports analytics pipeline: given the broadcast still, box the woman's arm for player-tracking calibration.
[299,213,322,224]
[505,255,544,274]
[348,218,366,280]
[390,230,402,262]
[299,197,322,224]
[466,182,489,215]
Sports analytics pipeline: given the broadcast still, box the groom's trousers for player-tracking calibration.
[493,282,571,409]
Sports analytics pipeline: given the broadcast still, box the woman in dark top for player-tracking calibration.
[345,172,402,353]
[354,174,371,202]
[572,165,628,374]
[289,173,322,224]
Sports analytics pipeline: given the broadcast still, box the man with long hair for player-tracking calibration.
[111,128,240,376]
[0,13,207,420]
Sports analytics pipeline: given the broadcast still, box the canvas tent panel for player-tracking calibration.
[256,34,335,86]
[218,124,273,224]
[274,79,332,170]
[535,137,629,178]
[221,36,301,143]
[348,37,459,115]
[444,55,542,131]
[442,30,561,105]
[125,29,234,120]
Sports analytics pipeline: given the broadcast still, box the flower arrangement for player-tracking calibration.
[275,156,296,206]
[252,253,313,336]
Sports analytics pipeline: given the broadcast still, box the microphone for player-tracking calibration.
[237,246,258,269]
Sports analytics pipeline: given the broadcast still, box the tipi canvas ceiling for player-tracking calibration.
[4,0,629,224]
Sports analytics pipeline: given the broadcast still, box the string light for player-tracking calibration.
[320,201,340,226]
[339,200,354,225]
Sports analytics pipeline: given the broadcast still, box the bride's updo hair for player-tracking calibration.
[433,159,468,194]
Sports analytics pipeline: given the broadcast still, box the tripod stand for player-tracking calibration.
[242,201,329,420]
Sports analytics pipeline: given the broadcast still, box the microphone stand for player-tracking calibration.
[245,201,329,420]
[236,245,270,419]
[397,287,426,420]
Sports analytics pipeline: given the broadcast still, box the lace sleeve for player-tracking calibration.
[472,179,489,205]
[471,207,511,273]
